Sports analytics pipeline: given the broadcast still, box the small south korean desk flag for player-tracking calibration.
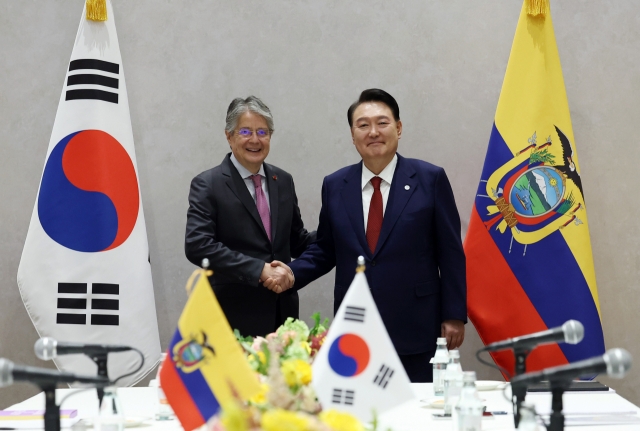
[17,0,160,385]
[312,258,415,422]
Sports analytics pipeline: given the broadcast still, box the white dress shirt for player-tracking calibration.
[230,153,271,212]
[361,154,398,232]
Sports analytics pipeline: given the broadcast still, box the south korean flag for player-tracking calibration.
[312,264,415,422]
[17,0,160,386]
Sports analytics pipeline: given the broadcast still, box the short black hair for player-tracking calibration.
[347,88,400,127]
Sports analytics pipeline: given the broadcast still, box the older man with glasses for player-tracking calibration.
[185,96,316,337]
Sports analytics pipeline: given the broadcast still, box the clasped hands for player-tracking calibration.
[260,261,294,294]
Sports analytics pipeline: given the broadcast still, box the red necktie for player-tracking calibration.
[366,176,383,253]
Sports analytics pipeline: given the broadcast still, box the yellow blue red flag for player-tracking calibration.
[159,269,260,430]
[465,0,605,375]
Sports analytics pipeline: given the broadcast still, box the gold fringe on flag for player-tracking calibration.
[86,0,108,22]
[526,0,549,17]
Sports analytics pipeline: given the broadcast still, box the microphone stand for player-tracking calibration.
[90,353,108,406]
[512,347,531,428]
[42,384,60,431]
[545,381,570,431]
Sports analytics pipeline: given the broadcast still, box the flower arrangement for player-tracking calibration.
[207,313,369,431]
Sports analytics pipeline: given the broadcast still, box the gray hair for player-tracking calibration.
[225,96,275,134]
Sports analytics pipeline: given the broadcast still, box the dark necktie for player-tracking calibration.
[366,176,383,253]
[250,174,272,242]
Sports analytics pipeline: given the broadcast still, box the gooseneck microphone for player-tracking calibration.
[511,348,631,431]
[34,337,133,408]
[511,348,632,386]
[484,320,584,352]
[34,337,132,360]
[0,358,110,431]
[0,358,110,387]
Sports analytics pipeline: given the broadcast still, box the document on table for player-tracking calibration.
[0,409,80,429]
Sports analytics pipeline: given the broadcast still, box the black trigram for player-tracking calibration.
[56,282,120,326]
[65,59,119,104]
[344,306,365,323]
[373,364,394,389]
[332,388,355,405]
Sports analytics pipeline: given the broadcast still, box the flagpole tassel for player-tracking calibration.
[526,0,549,17]
[86,0,108,21]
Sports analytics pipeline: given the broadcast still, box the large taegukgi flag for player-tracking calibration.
[17,0,160,385]
[464,0,605,375]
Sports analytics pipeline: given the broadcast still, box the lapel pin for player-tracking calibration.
[405,185,410,190]
[272,175,277,180]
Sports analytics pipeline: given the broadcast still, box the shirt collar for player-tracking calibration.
[230,153,266,179]
[361,153,398,190]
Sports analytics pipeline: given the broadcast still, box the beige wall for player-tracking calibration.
[1,0,638,408]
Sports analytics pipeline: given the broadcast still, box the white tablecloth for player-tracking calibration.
[7,383,640,430]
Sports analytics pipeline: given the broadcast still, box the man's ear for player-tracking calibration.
[225,130,233,147]
[397,120,403,139]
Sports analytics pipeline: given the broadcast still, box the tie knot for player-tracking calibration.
[250,174,262,188]
[370,176,382,190]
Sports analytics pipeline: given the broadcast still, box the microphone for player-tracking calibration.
[35,337,132,360]
[511,348,632,386]
[0,358,110,388]
[484,320,584,352]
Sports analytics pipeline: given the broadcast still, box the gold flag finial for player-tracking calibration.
[355,256,366,273]
[526,0,549,17]
[86,0,108,22]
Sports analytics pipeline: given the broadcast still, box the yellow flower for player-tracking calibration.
[249,383,269,405]
[257,350,267,365]
[281,359,313,387]
[300,341,311,354]
[261,409,310,431]
[319,409,365,431]
[220,402,249,431]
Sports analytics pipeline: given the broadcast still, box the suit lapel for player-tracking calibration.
[374,154,417,257]
[222,155,270,241]
[264,164,279,244]
[340,162,372,257]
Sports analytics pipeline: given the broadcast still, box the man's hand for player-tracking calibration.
[259,261,294,293]
[441,319,465,350]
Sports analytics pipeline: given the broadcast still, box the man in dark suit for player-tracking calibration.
[268,89,466,382]
[185,96,315,337]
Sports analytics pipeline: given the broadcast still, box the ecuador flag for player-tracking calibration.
[465,0,605,375]
[159,269,260,430]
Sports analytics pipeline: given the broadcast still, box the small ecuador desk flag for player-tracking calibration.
[465,0,605,375]
[160,268,260,431]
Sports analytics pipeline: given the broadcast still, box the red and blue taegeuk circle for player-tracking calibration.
[38,130,139,252]
[328,333,370,377]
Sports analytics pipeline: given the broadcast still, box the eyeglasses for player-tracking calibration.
[236,128,271,139]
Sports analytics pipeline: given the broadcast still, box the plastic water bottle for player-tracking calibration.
[432,337,449,396]
[96,387,125,431]
[152,353,174,420]
[454,371,483,431]
[517,403,540,430]
[443,349,463,415]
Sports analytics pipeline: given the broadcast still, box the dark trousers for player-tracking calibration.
[399,350,436,383]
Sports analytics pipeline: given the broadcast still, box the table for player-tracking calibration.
[7,383,640,430]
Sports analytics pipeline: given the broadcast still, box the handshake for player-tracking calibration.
[259,261,294,294]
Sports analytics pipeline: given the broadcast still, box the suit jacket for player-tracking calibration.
[185,153,315,337]
[289,153,466,355]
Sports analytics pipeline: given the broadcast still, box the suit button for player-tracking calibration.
[370,261,376,267]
